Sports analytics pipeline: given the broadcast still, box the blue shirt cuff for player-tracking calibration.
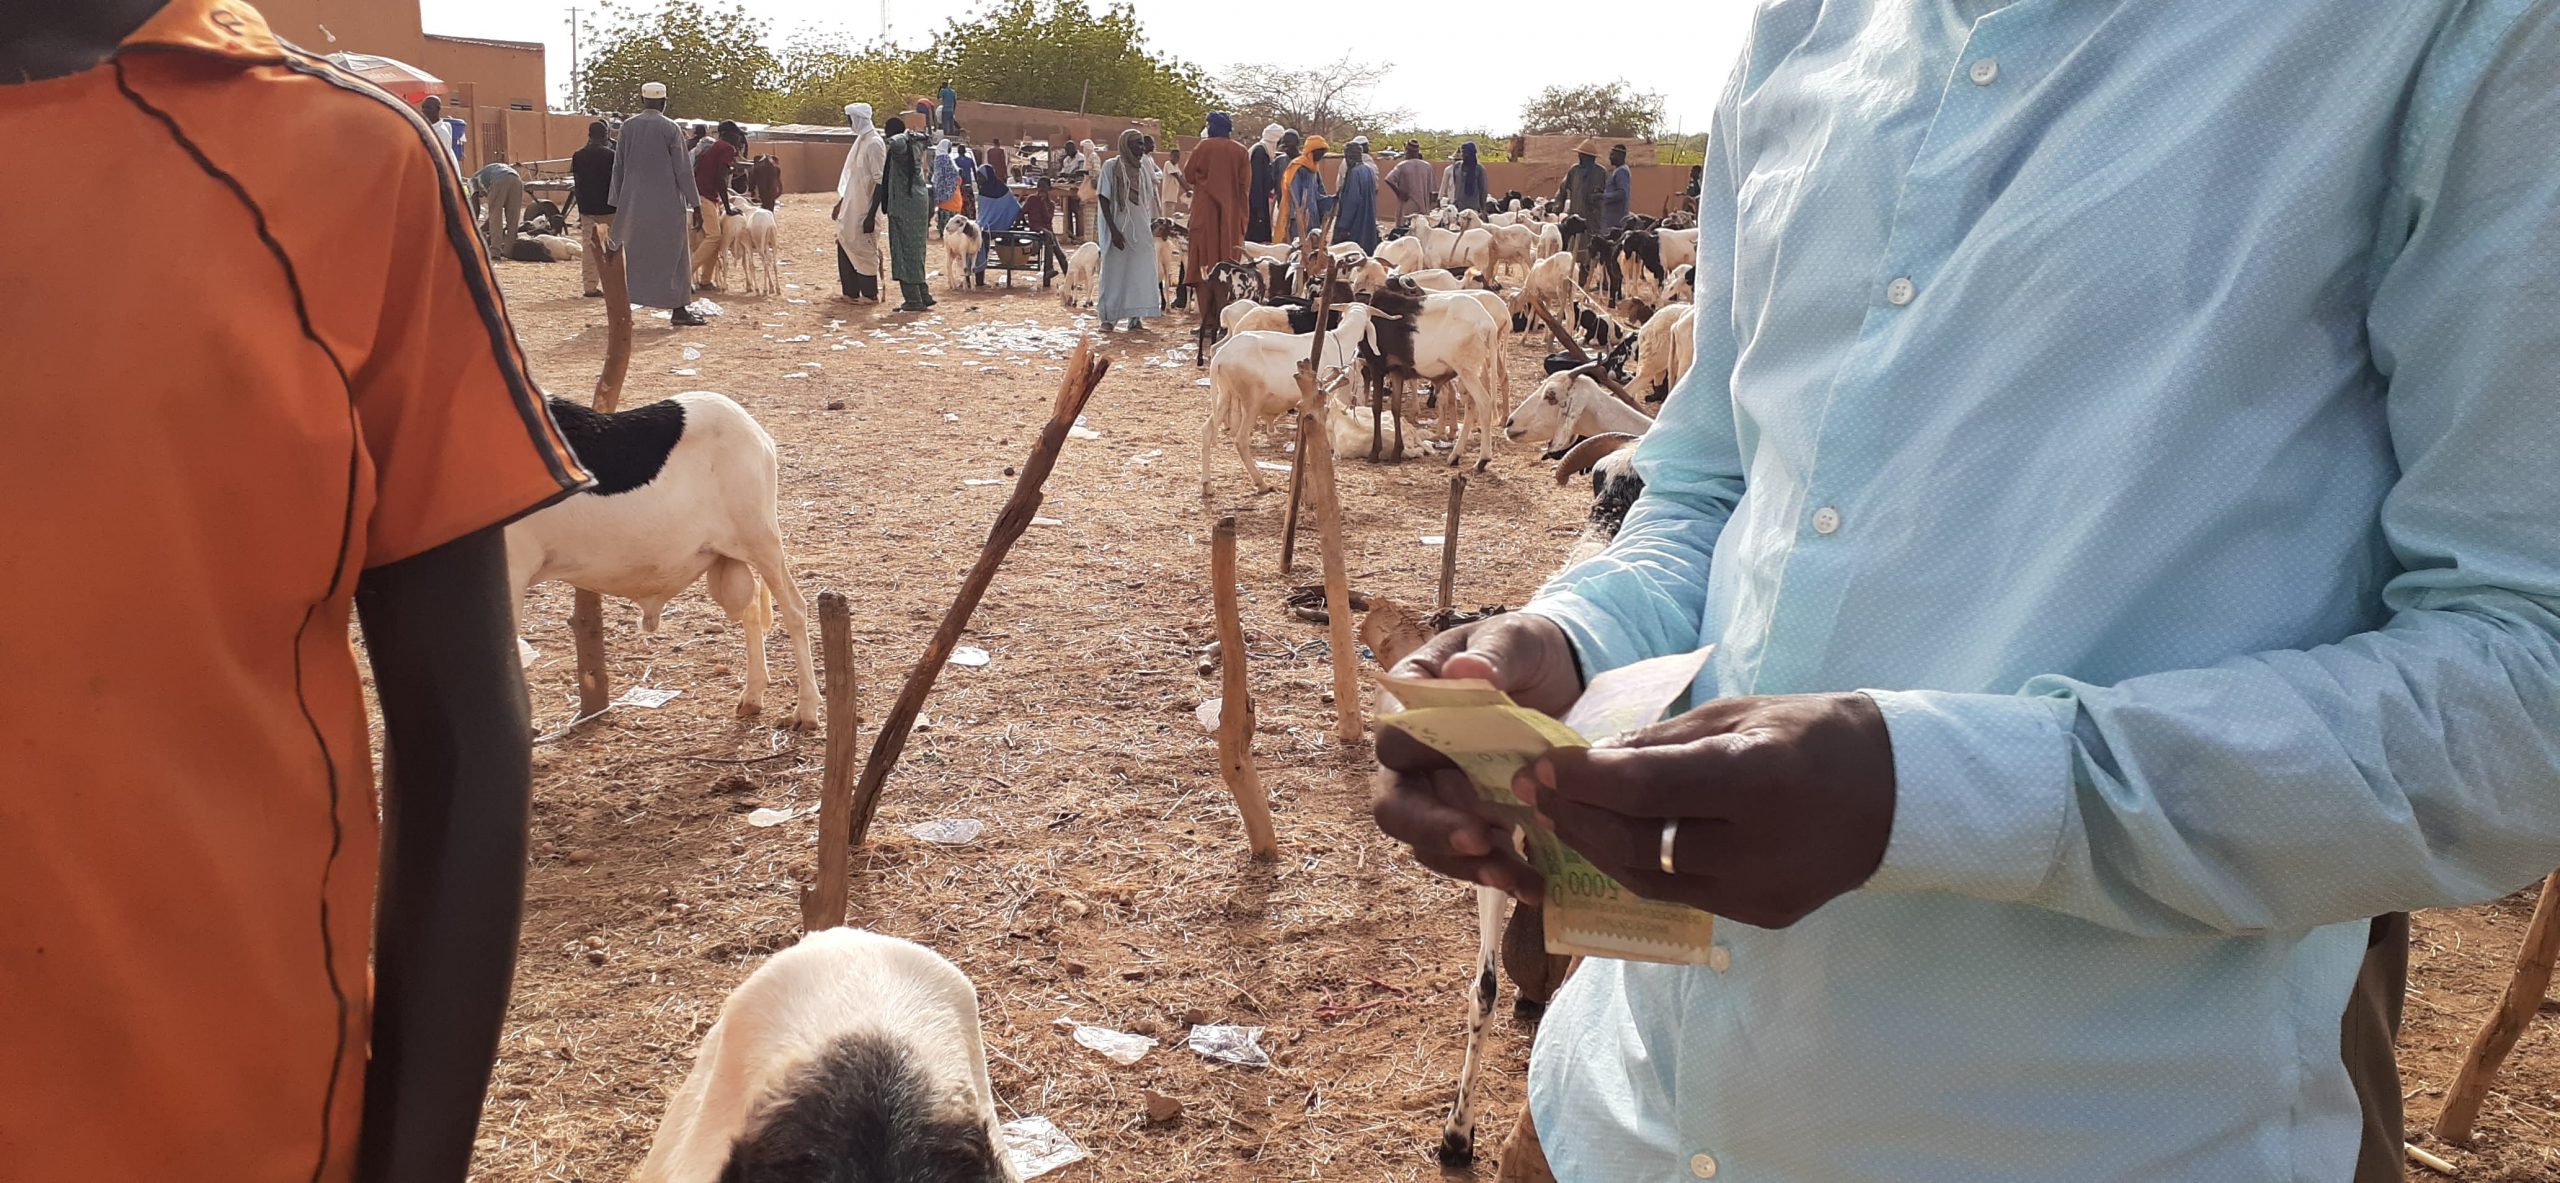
[1523,593,1647,685]
[1862,689,2075,902]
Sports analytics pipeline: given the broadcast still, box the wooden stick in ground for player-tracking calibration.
[1533,298,1645,411]
[1289,353,1362,738]
[2435,868,2560,1144]
[1210,517,1279,859]
[845,341,1113,847]
[799,592,860,931]
[1277,259,1340,574]
[593,228,633,409]
[569,241,635,719]
[1438,474,1467,612]
[1279,415,1308,574]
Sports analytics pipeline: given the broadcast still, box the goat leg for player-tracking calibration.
[1440,883,1507,1166]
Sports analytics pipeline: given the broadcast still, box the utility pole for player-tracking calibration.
[566,5,581,110]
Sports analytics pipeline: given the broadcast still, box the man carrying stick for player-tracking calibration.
[1376,4,2560,1181]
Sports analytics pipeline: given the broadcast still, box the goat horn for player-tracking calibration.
[1552,432,1641,486]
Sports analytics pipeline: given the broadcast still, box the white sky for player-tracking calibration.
[418,0,1756,132]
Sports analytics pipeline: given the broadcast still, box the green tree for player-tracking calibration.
[1216,56,1409,142]
[1518,80,1667,139]
[769,32,930,127]
[921,0,1219,129]
[574,0,779,121]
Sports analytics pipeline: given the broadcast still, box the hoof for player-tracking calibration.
[786,710,820,732]
[1436,1130,1476,1168]
[735,699,765,718]
[1475,457,1492,473]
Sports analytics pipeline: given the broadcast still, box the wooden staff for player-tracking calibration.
[2435,868,2560,1144]
[1209,517,1278,859]
[1533,298,1645,411]
[1290,263,1361,742]
[1278,259,1341,574]
[1437,474,1467,612]
[799,593,860,931]
[569,231,637,718]
[845,342,1113,847]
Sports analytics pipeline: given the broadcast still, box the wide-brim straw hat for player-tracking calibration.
[1574,137,1599,156]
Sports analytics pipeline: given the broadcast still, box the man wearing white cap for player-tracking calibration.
[830,102,887,303]
[607,81,702,325]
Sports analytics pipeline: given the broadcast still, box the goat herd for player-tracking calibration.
[499,192,1706,1182]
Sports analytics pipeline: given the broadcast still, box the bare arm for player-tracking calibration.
[353,526,533,1183]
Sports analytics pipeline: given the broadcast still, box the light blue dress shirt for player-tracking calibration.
[1522,2,2560,1180]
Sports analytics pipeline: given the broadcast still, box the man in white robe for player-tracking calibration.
[832,103,887,303]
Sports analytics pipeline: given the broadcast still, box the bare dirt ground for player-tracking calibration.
[463,194,2560,1182]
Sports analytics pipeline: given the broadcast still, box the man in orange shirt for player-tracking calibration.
[0,2,591,1180]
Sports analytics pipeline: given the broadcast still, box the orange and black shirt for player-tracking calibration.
[0,1,591,1179]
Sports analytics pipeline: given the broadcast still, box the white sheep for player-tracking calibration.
[1364,281,1509,470]
[633,928,1019,1183]
[1512,250,1575,324]
[1503,367,1657,455]
[1399,268,1467,292]
[1630,302,1697,401]
[1059,240,1101,308]
[1373,234,1424,273]
[507,391,818,729]
[943,216,983,291]
[725,207,779,295]
[1200,304,1382,497]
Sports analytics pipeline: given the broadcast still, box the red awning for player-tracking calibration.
[325,52,447,103]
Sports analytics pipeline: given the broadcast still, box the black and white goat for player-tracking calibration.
[632,928,1019,1183]
[508,391,819,729]
[1200,303,1382,497]
[1360,279,1509,469]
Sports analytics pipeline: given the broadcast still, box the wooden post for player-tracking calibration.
[1288,267,1362,744]
[1533,298,1646,412]
[1279,259,1340,575]
[2435,869,2560,1144]
[594,225,632,409]
[1278,416,1308,575]
[1437,474,1466,612]
[845,342,1113,846]
[799,593,860,931]
[1209,518,1278,859]
[569,237,635,720]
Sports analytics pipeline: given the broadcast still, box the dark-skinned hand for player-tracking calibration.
[1371,613,1585,905]
[1514,692,1897,929]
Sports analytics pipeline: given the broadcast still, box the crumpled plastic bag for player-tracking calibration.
[1186,1024,1270,1067]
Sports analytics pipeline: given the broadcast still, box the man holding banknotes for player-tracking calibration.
[1374,4,2560,1182]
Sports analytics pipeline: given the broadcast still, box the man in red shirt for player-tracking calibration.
[690,118,743,289]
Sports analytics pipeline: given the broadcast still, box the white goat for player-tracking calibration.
[1059,241,1101,308]
[1399,268,1466,292]
[1366,281,1508,470]
[1513,250,1575,324]
[633,928,1019,1183]
[1534,222,1564,261]
[943,216,983,290]
[1631,302,1697,400]
[1658,226,1701,273]
[1235,240,1295,266]
[1663,262,1696,304]
[1373,234,1424,273]
[507,391,818,729]
[725,207,779,295]
[1503,368,1657,455]
[1200,304,1381,497]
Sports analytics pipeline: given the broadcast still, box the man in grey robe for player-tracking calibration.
[608,82,702,325]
